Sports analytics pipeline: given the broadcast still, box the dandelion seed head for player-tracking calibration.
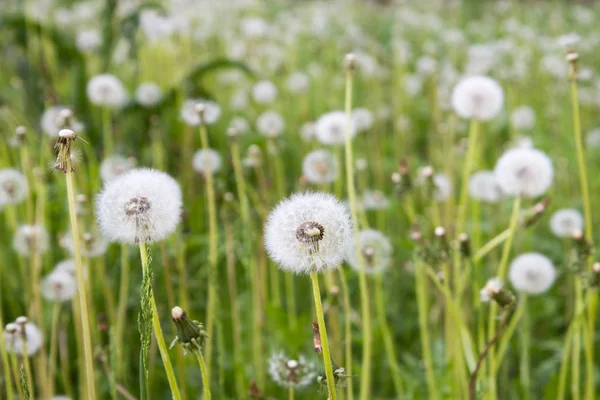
[256,110,285,137]
[494,147,553,198]
[135,82,162,107]
[3,321,43,356]
[361,190,390,210]
[302,149,339,184]
[62,231,108,258]
[100,155,136,182]
[192,149,222,174]
[96,168,182,244]
[41,270,77,302]
[76,28,102,53]
[315,111,356,146]
[550,208,584,238]
[264,192,352,274]
[351,108,374,132]
[509,253,556,295]
[41,106,84,137]
[181,99,221,126]
[468,171,503,203]
[268,351,317,389]
[0,169,28,206]
[510,105,536,131]
[252,80,278,104]
[13,224,49,257]
[451,75,504,121]
[87,74,127,108]
[346,229,392,274]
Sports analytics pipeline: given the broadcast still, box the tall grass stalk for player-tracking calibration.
[115,244,130,379]
[0,311,14,400]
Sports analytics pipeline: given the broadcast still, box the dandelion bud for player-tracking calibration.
[170,306,208,355]
[459,233,471,258]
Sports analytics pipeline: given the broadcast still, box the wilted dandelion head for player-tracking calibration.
[86,74,127,108]
[480,277,503,302]
[40,106,84,137]
[346,229,392,274]
[268,352,317,389]
[351,108,374,132]
[264,192,352,274]
[510,105,536,131]
[509,253,556,295]
[549,208,584,238]
[96,168,182,244]
[494,148,553,198]
[361,190,390,210]
[451,75,503,121]
[41,270,77,302]
[468,171,503,203]
[252,80,278,104]
[257,110,285,137]
[302,149,339,184]
[0,169,28,206]
[100,155,135,182]
[61,231,108,258]
[13,224,49,257]
[315,111,356,146]
[181,99,221,126]
[192,148,222,174]
[3,320,43,356]
[135,82,162,107]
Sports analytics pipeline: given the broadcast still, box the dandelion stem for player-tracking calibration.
[337,268,354,400]
[115,244,130,379]
[0,311,14,400]
[310,271,337,400]
[289,386,295,400]
[48,302,61,396]
[65,169,97,400]
[194,349,212,400]
[456,119,480,237]
[344,59,372,400]
[102,107,113,156]
[138,243,182,400]
[474,228,511,262]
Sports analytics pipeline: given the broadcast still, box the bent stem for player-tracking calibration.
[65,170,97,400]
[138,243,182,400]
[310,271,337,400]
[194,349,212,400]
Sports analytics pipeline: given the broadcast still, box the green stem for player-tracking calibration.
[310,271,337,400]
[338,268,354,400]
[102,107,113,156]
[48,303,61,396]
[138,243,182,400]
[519,296,530,400]
[0,310,14,400]
[456,119,480,238]
[115,244,130,379]
[65,170,97,400]
[474,229,510,263]
[194,349,212,400]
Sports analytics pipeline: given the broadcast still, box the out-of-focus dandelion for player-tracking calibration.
[0,169,28,207]
[451,75,504,121]
[509,253,556,294]
[550,208,584,238]
[252,80,278,104]
[192,149,222,175]
[100,155,135,182]
[268,352,317,389]
[257,110,285,137]
[87,74,127,108]
[469,171,503,203]
[346,229,392,274]
[135,82,162,107]
[302,150,339,184]
[494,148,553,198]
[315,111,356,146]
[13,224,49,257]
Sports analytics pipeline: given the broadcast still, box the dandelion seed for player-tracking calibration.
[256,110,285,137]
[451,75,504,121]
[13,224,49,257]
[549,208,584,238]
[494,147,553,198]
[346,229,392,274]
[302,150,339,184]
[96,168,182,244]
[264,192,352,274]
[0,169,28,206]
[192,149,222,175]
[468,171,503,203]
[135,82,162,107]
[315,111,356,146]
[509,253,556,294]
[87,74,127,108]
[268,352,317,389]
[100,155,135,182]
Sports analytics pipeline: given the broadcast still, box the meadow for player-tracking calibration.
[1,0,600,399]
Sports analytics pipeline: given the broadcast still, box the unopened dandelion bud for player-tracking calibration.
[170,306,207,354]
[16,126,26,144]
[567,50,579,80]
[312,321,322,354]
[248,381,264,399]
[345,53,357,72]
[459,233,471,258]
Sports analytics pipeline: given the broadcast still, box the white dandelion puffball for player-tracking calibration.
[76,29,102,53]
[264,192,353,274]
[346,229,392,274]
[40,106,84,137]
[229,116,249,134]
[550,208,584,238]
[87,74,127,108]
[361,190,390,210]
[62,231,108,258]
[302,150,339,184]
[509,253,556,295]
[0,169,28,206]
[257,110,285,137]
[315,111,356,146]
[96,168,182,244]
[192,149,222,174]
[13,224,49,257]
[252,80,278,104]
[3,322,43,356]
[241,17,270,38]
[41,270,77,302]
[480,278,503,302]
[510,106,536,131]
[352,108,375,132]
[468,171,503,203]
[100,155,135,182]
[268,352,317,389]
[135,82,162,107]
[53,259,80,278]
[494,148,553,198]
[451,75,504,121]
[181,99,221,126]
[433,174,452,202]
[287,72,310,93]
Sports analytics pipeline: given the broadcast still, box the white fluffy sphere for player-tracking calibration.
[3,322,43,356]
[96,168,182,244]
[549,208,584,238]
[41,270,77,302]
[494,148,553,198]
[315,111,356,146]
[40,106,84,137]
[346,229,392,274]
[302,150,339,184]
[257,110,285,137]
[181,99,221,126]
[509,253,556,295]
[87,74,127,108]
[135,82,162,107]
[352,108,375,132]
[510,106,536,131]
[192,149,222,174]
[468,171,503,203]
[13,224,49,257]
[264,192,352,274]
[0,169,29,206]
[252,80,278,104]
[100,155,135,182]
[451,75,504,121]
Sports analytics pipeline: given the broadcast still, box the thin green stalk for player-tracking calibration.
[344,60,372,400]
[474,229,510,263]
[115,244,130,379]
[415,260,439,400]
[102,107,113,156]
[138,243,182,400]
[22,346,34,399]
[338,268,354,400]
[10,352,24,399]
[310,271,337,400]
[519,296,530,400]
[194,349,211,400]
[0,311,14,400]
[65,170,97,400]
[48,303,61,396]
[199,122,218,376]
[572,281,582,400]
[289,386,295,400]
[456,119,480,238]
